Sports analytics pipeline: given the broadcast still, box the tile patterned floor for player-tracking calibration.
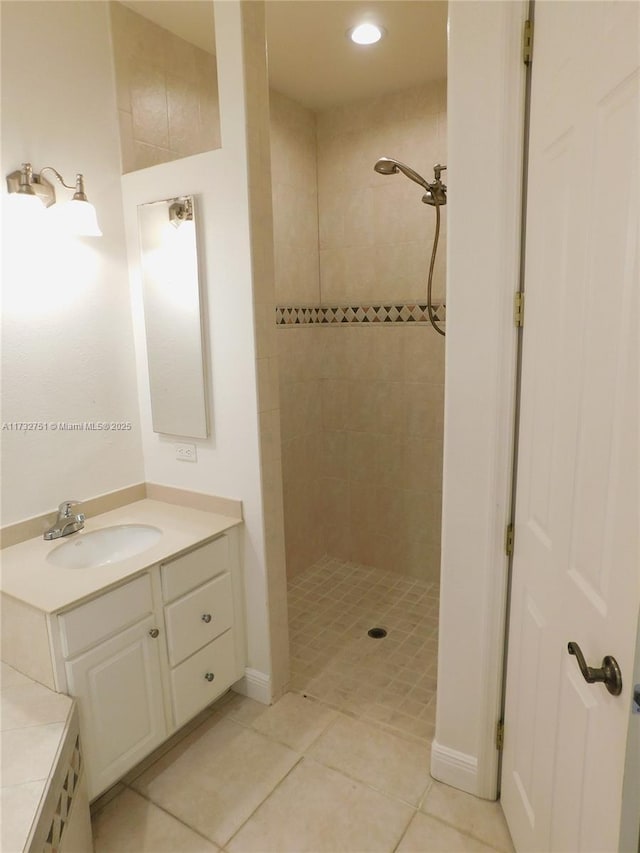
[92,692,514,853]
[92,557,514,851]
[288,557,439,744]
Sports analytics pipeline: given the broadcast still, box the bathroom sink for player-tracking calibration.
[46,524,162,570]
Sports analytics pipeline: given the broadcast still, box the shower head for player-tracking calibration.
[374,157,430,190]
[374,157,447,206]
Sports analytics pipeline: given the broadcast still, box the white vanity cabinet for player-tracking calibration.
[53,530,245,800]
[60,573,167,798]
[161,535,239,727]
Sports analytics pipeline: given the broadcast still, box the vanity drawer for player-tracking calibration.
[59,574,153,658]
[161,536,228,602]
[170,629,236,728]
[165,573,233,666]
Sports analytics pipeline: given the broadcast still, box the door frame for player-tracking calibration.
[436,5,640,838]
[432,0,528,799]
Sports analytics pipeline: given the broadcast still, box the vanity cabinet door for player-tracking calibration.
[65,614,167,800]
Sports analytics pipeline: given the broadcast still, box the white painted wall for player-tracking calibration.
[0,1,144,525]
[432,1,527,798]
[120,3,273,685]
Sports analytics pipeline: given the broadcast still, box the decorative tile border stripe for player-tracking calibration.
[276,303,446,326]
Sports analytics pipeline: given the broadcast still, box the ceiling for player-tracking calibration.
[120,1,447,111]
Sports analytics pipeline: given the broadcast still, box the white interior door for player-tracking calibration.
[501,2,639,851]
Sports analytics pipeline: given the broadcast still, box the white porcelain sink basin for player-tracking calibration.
[47,524,162,570]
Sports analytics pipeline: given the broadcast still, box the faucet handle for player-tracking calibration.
[58,500,82,517]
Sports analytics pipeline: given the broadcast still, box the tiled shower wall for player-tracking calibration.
[317,82,447,305]
[272,82,447,582]
[110,3,221,173]
[271,92,326,576]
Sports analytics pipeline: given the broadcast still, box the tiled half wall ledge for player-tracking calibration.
[276,303,447,326]
[1,484,243,549]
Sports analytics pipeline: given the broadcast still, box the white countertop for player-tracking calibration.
[0,662,74,853]
[0,499,241,614]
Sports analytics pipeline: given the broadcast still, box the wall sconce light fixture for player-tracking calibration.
[6,162,102,236]
[168,197,194,228]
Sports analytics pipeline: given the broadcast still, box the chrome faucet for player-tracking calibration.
[43,500,85,540]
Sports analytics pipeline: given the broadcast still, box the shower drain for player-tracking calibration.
[367,627,387,639]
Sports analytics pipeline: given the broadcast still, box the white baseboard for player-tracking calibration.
[430,740,479,796]
[232,668,272,705]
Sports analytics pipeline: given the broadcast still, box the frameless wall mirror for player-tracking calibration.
[137,195,209,439]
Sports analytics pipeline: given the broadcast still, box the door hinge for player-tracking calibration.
[505,523,515,556]
[514,292,525,327]
[496,719,505,750]
[523,19,534,65]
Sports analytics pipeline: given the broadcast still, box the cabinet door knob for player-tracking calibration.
[204,672,215,682]
[148,628,160,639]
[201,613,212,623]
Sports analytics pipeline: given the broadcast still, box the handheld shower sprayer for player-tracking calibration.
[373,156,447,336]
[373,157,447,206]
[373,156,430,190]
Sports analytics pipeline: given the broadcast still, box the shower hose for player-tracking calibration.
[427,201,445,337]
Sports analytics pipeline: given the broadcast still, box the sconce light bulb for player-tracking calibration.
[68,199,103,237]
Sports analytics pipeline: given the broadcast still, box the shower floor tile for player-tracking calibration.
[288,557,439,744]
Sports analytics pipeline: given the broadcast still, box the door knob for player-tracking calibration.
[201,613,212,623]
[204,672,215,682]
[567,641,622,696]
[148,628,160,639]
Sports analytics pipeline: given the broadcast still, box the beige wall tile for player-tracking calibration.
[376,486,406,534]
[323,430,348,480]
[405,536,441,582]
[347,380,404,435]
[403,437,444,493]
[376,433,406,490]
[110,3,221,173]
[164,29,198,84]
[322,477,349,558]
[403,383,445,440]
[374,531,408,575]
[129,60,169,148]
[132,141,173,172]
[322,379,349,431]
[404,489,442,546]
[347,431,379,485]
[403,326,446,384]
[117,110,135,174]
[316,81,447,306]
[270,88,319,308]
[167,73,201,156]
[321,328,347,379]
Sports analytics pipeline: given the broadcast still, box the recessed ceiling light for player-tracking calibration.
[348,23,385,45]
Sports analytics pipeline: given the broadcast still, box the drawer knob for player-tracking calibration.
[204,672,215,682]
[148,628,160,639]
[201,613,212,623]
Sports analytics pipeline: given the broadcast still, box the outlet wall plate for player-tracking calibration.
[175,443,197,462]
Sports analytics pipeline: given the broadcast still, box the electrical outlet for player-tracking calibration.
[175,443,197,462]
